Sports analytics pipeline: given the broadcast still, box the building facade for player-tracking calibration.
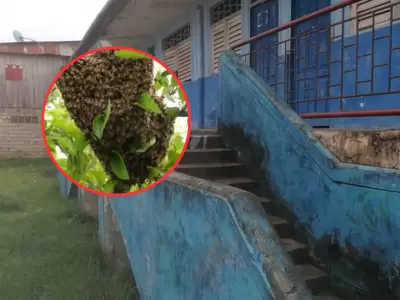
[0,41,79,159]
[75,0,400,129]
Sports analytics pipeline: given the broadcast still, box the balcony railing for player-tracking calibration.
[232,0,400,119]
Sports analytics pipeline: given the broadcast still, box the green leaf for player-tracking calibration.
[56,136,75,156]
[178,89,185,102]
[149,167,164,179]
[135,93,162,114]
[92,100,111,139]
[109,151,130,180]
[155,70,170,88]
[129,184,140,192]
[166,107,180,120]
[171,78,178,88]
[130,137,156,153]
[103,180,118,193]
[154,81,162,90]
[114,50,148,59]
[170,134,184,151]
[161,134,185,171]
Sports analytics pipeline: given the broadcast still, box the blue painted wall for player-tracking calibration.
[98,196,105,248]
[108,173,312,300]
[136,0,399,129]
[183,75,218,129]
[183,23,400,129]
[218,51,400,284]
[56,171,73,198]
[182,80,203,129]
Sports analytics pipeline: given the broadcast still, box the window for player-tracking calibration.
[210,0,241,25]
[162,23,192,82]
[10,116,39,124]
[211,0,242,73]
[349,0,400,33]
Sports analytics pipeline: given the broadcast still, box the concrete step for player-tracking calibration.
[260,197,275,213]
[188,135,224,149]
[281,238,309,265]
[191,129,218,135]
[297,264,330,295]
[267,215,293,238]
[214,177,261,195]
[313,291,342,300]
[180,148,237,164]
[175,162,247,179]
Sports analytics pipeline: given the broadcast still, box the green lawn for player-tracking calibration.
[0,159,137,300]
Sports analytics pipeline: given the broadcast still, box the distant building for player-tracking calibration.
[0,41,80,159]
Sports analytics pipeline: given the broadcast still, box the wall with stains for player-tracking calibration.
[218,51,400,294]
[313,129,400,170]
[104,173,312,300]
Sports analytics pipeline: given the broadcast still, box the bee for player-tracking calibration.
[54,49,175,190]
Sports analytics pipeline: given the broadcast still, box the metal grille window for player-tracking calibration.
[162,24,191,51]
[10,116,39,124]
[162,23,192,82]
[210,0,241,24]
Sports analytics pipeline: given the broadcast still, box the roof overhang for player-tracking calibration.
[72,0,197,60]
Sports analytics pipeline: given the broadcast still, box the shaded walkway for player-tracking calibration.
[0,159,136,299]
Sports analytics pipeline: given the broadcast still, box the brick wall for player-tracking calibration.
[0,108,47,159]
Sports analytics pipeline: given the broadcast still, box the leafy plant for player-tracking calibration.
[45,50,188,193]
[92,100,111,139]
[45,85,109,191]
[135,93,162,114]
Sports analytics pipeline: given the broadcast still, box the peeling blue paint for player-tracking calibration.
[56,171,73,198]
[98,196,105,248]
[109,174,312,300]
[218,50,400,280]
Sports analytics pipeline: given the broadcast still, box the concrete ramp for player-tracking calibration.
[106,173,313,300]
[218,50,400,294]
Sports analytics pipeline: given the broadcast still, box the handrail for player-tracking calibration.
[230,0,400,119]
[300,109,400,119]
[231,0,360,50]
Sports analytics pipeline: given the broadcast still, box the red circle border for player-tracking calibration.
[41,46,192,197]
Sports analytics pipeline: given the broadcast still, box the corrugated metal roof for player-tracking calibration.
[0,41,80,56]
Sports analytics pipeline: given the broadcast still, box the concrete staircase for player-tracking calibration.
[176,129,342,300]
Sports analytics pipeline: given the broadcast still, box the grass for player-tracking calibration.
[0,159,137,300]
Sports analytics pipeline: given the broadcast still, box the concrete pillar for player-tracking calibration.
[101,197,131,273]
[155,39,164,61]
[78,189,99,219]
[203,0,212,77]
[191,4,205,80]
[241,0,251,61]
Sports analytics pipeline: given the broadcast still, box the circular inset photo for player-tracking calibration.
[42,47,190,195]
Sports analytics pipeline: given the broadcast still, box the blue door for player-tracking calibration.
[250,1,280,97]
[292,0,331,114]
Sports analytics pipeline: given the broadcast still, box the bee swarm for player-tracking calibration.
[56,50,174,191]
